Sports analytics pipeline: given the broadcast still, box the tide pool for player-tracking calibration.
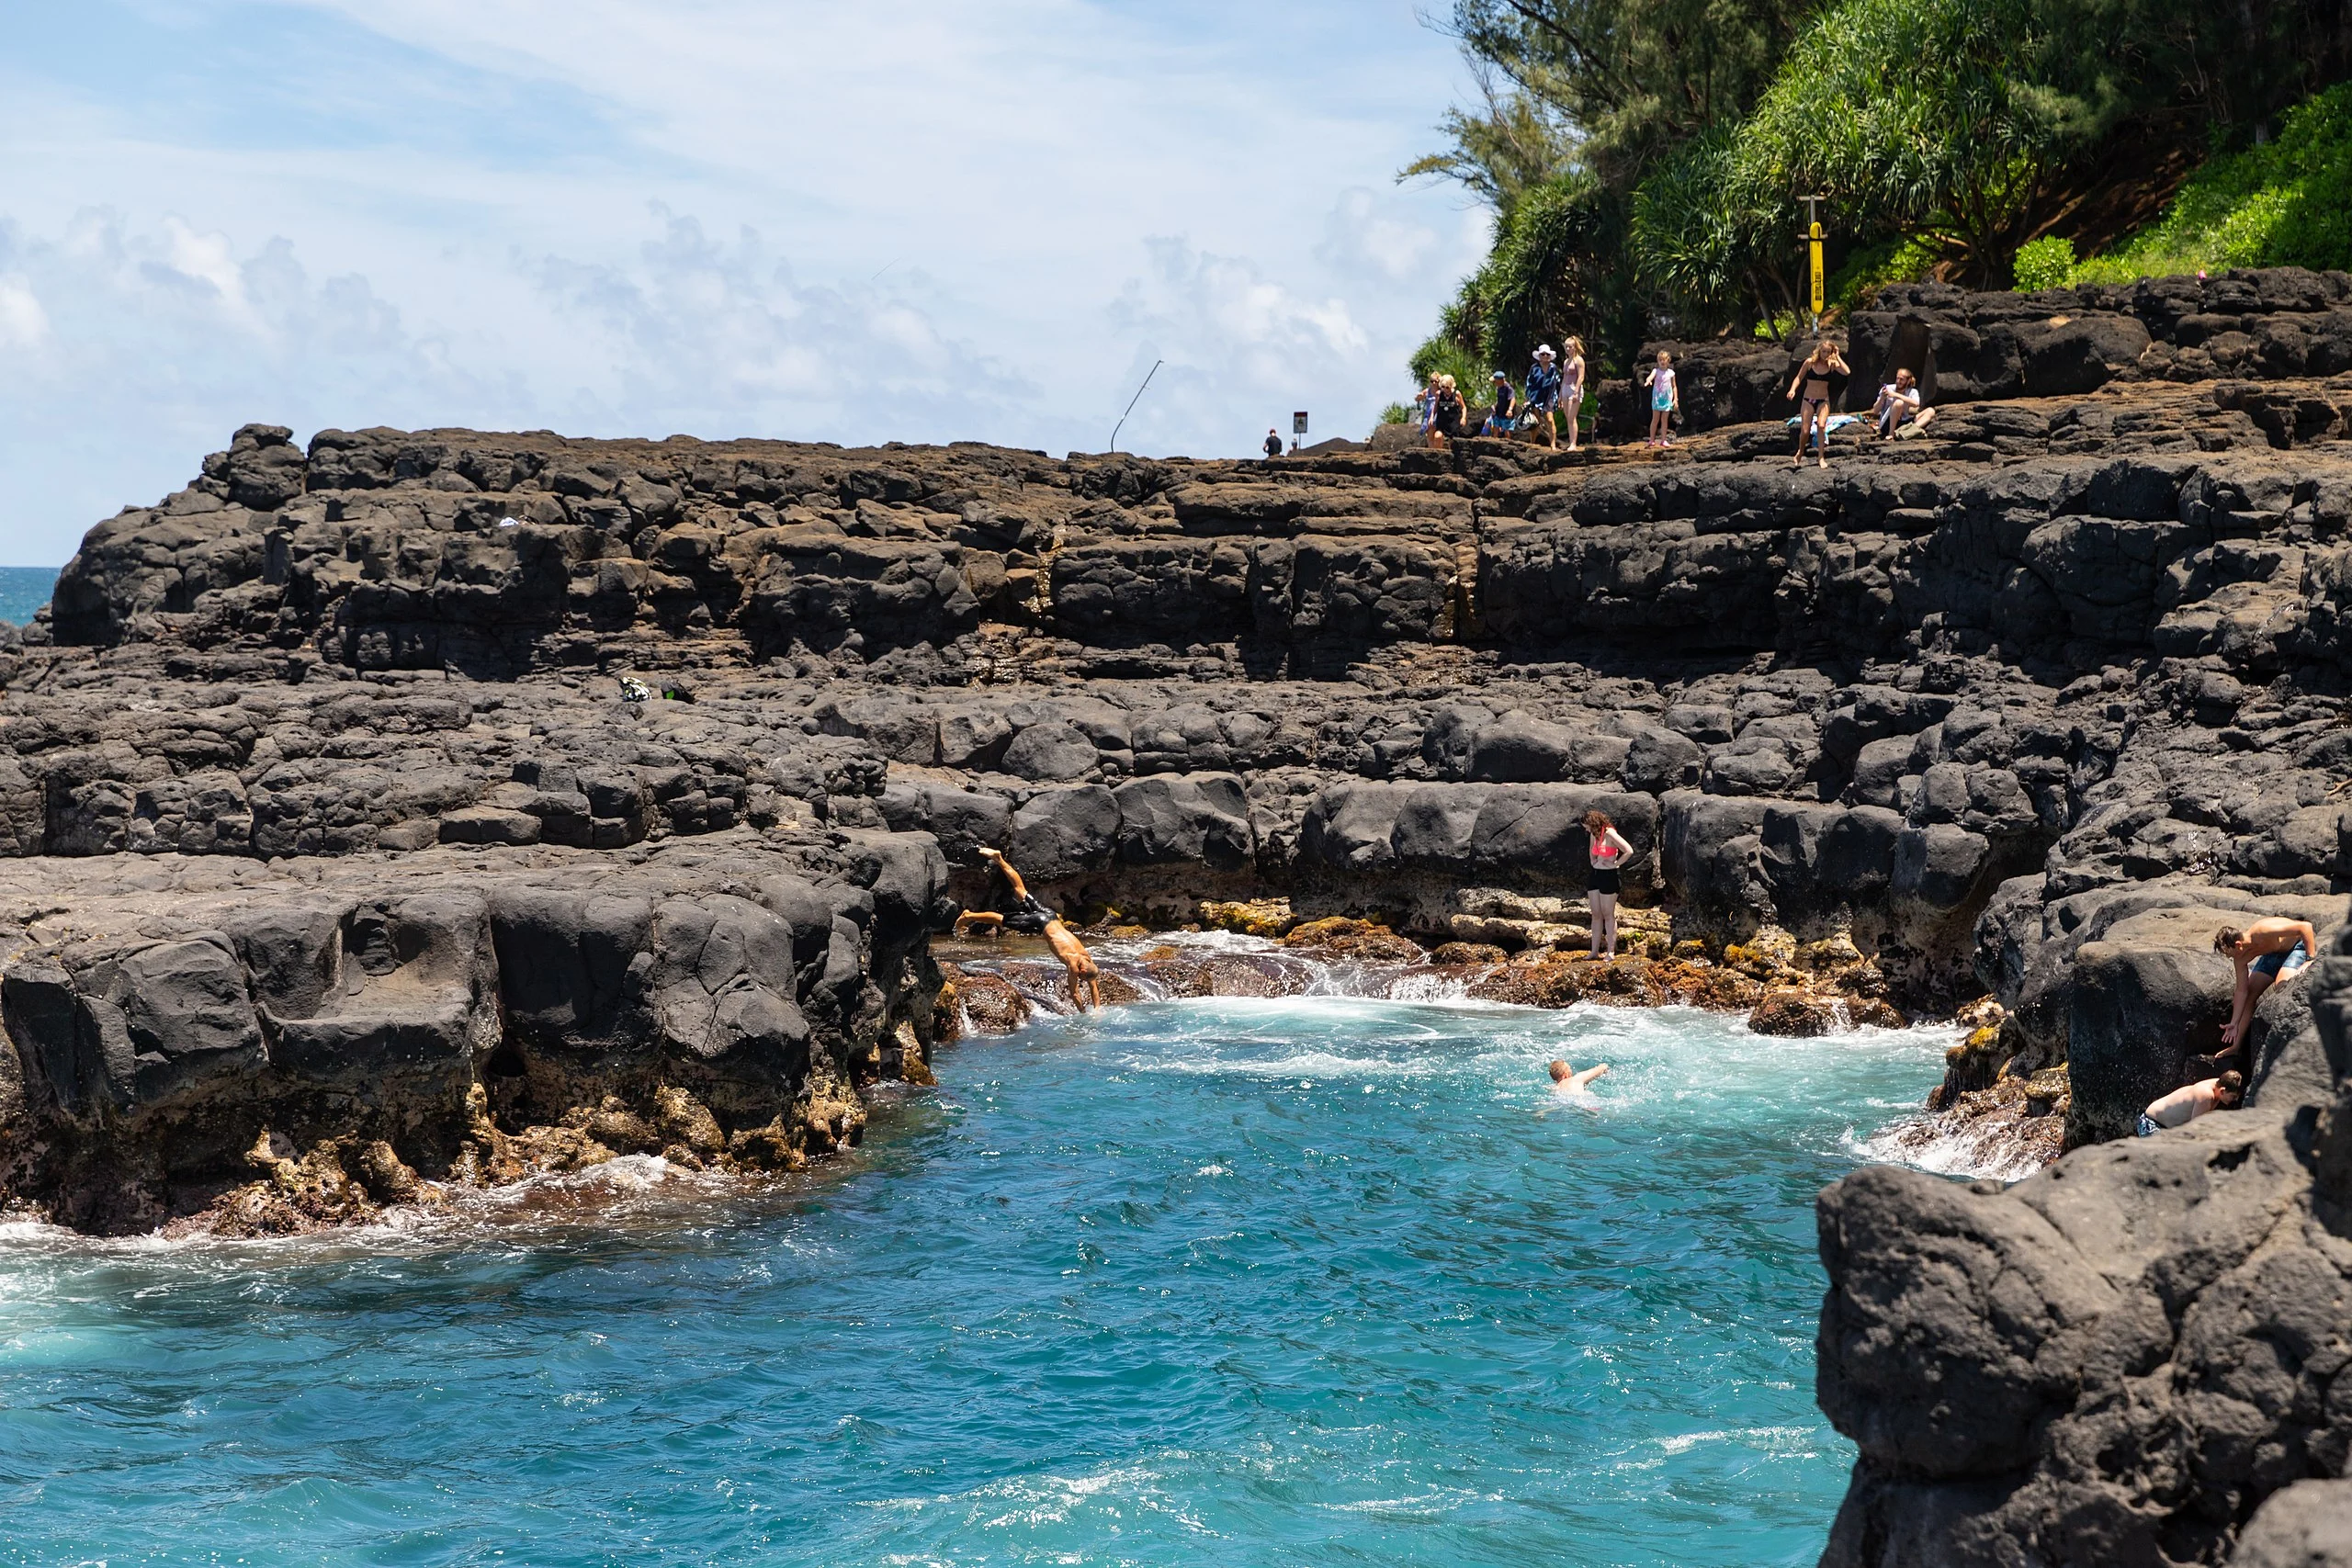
[0,995,1949,1566]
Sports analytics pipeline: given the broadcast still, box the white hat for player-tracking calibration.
[1533,344,1556,359]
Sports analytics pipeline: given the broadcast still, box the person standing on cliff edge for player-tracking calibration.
[956,847,1103,1010]
[1523,344,1562,449]
[1582,809,1634,959]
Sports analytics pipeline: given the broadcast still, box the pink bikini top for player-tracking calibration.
[1590,840,1623,866]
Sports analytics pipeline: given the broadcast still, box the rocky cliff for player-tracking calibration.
[6,266,2352,1554]
[1815,949,2352,1565]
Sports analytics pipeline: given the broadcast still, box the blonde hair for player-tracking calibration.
[1566,337,1585,357]
[1438,374,1456,391]
[1655,350,1671,364]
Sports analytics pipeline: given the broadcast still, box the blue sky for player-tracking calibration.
[0,0,1489,564]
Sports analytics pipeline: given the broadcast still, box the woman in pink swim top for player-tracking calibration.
[1583,808,1634,959]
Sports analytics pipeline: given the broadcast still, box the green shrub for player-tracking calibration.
[2011,235,2076,291]
[2080,81,2352,280]
[1377,403,1417,429]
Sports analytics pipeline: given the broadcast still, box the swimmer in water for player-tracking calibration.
[1549,1059,1610,1094]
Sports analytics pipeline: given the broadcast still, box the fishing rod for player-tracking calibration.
[1108,360,1162,454]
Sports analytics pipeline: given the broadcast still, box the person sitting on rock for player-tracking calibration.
[2138,1070,2245,1136]
[956,846,1102,1011]
[1549,1059,1610,1096]
[1871,367,1934,439]
[2214,918,2319,1048]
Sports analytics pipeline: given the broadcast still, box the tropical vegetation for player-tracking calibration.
[1401,0,2352,388]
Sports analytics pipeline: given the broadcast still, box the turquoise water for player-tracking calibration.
[0,986,1948,1566]
[0,565,58,626]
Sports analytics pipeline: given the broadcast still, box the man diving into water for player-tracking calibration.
[954,846,1103,1010]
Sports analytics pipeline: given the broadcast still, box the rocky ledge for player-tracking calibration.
[0,831,947,1234]
[6,265,2352,1555]
[1815,937,2351,1565]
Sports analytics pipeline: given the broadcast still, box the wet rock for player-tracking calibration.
[945,969,1031,1034]
[1748,989,1839,1037]
[1198,897,1299,938]
[1279,917,1425,964]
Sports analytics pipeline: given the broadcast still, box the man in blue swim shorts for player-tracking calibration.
[2138,1070,2244,1136]
[2212,917,2320,1050]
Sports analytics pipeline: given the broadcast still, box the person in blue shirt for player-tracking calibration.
[1524,345,1563,449]
[1483,370,1518,435]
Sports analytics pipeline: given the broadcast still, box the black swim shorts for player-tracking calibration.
[1002,895,1057,935]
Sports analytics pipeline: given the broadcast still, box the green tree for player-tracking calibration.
[1731,0,2076,284]
[1474,173,1634,367]
[1397,65,1580,222]
[1442,0,1825,186]
[1628,126,1802,336]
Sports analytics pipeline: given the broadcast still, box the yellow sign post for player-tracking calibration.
[1800,195,1827,327]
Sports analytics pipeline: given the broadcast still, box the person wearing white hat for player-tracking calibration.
[1524,344,1562,449]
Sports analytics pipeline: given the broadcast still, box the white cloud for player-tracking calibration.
[521,208,1036,443]
[0,1,1489,562]
[0,276,47,349]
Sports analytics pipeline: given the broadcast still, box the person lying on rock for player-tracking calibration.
[2138,1070,2244,1137]
[956,846,1102,1011]
[1549,1059,1610,1096]
[2214,918,2319,1048]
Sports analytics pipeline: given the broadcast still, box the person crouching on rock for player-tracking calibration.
[1582,810,1634,959]
[956,847,1102,1011]
[2139,1070,2245,1137]
[2214,918,2319,1050]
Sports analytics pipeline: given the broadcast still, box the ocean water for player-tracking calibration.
[0,565,58,626]
[0,986,1951,1567]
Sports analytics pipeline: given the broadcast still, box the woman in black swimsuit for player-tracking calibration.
[1786,339,1849,470]
[1428,375,1466,447]
[1583,809,1634,959]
